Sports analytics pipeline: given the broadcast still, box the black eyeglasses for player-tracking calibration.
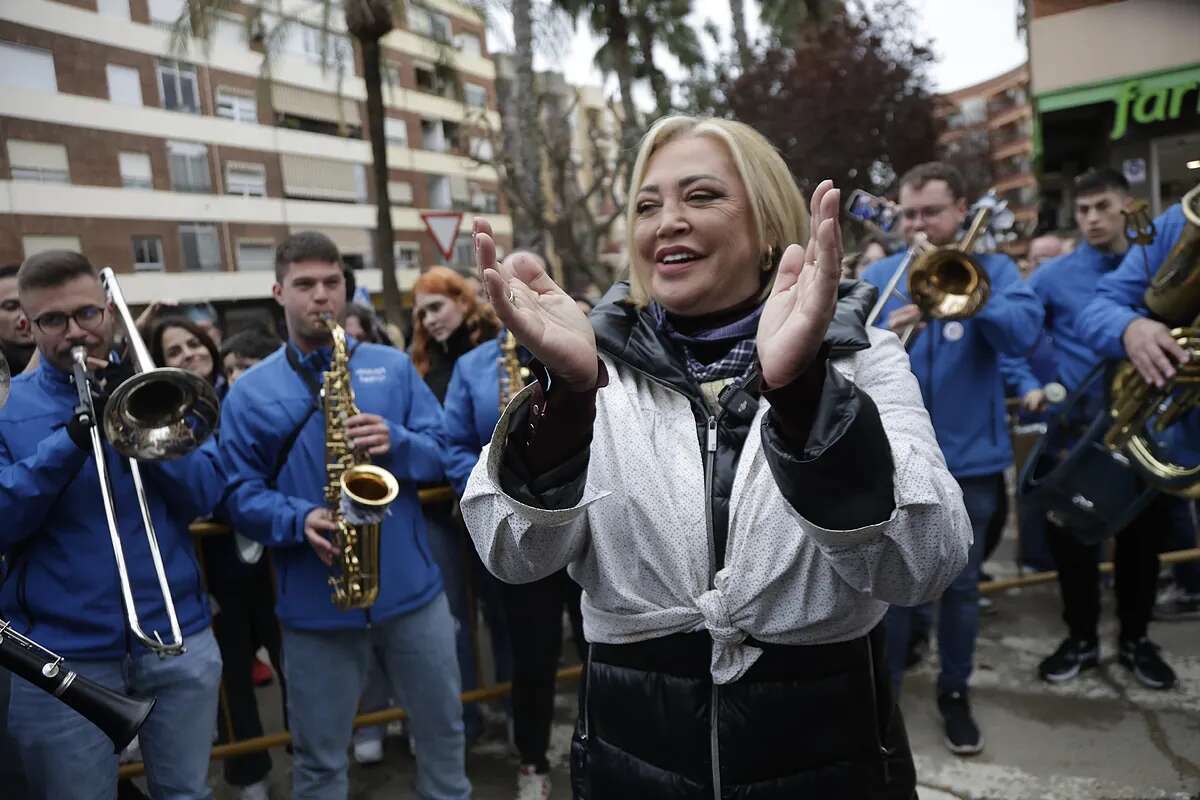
[32,305,106,335]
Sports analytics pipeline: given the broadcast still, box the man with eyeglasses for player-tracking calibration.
[0,264,36,375]
[862,162,1042,757]
[0,250,225,799]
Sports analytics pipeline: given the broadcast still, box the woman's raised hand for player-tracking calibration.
[756,180,843,388]
[474,218,599,391]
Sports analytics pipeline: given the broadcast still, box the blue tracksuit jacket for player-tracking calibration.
[442,338,504,497]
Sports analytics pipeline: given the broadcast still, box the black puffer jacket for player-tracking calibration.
[568,280,918,800]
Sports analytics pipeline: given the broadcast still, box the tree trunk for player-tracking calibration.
[512,0,545,252]
[604,0,640,145]
[359,36,402,324]
[634,18,670,118]
[730,0,751,71]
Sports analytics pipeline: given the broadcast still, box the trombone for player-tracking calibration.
[70,268,220,656]
[866,202,997,348]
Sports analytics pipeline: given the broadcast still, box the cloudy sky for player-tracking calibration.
[486,0,1027,97]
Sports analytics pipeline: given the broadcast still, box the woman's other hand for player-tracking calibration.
[757,180,842,388]
[474,218,599,391]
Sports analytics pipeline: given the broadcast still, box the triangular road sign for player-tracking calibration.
[420,212,464,262]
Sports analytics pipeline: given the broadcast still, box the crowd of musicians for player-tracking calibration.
[0,114,1196,800]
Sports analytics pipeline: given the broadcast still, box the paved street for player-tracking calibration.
[194,531,1200,800]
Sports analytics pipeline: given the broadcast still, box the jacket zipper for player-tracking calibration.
[704,414,722,800]
[865,634,892,784]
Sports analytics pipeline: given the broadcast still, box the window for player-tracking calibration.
[157,60,200,114]
[463,83,487,109]
[388,181,413,205]
[455,33,482,57]
[384,117,408,147]
[468,136,493,161]
[280,155,365,202]
[959,97,987,126]
[148,0,186,28]
[167,141,211,193]
[394,242,420,268]
[23,235,81,257]
[450,175,470,209]
[427,175,451,209]
[216,88,256,123]
[179,224,221,271]
[451,234,473,268]
[106,64,143,106]
[421,119,447,153]
[212,15,246,49]
[225,162,266,197]
[132,236,164,271]
[119,152,153,189]
[97,0,131,21]
[237,241,275,271]
[408,6,451,43]
[7,140,69,183]
[0,42,57,92]
[471,188,498,213]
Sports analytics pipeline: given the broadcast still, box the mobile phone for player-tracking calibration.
[845,189,897,232]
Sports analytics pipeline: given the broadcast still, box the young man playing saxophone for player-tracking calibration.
[220,232,469,800]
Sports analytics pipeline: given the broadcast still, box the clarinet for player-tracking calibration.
[0,619,155,752]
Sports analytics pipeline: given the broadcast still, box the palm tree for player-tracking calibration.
[181,0,410,325]
[729,0,752,72]
[630,0,702,119]
[511,0,546,251]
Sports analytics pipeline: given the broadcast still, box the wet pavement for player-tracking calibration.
[191,530,1200,800]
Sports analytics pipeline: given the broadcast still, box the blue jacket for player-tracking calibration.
[1078,204,1187,359]
[999,242,1125,397]
[0,359,222,659]
[220,339,446,631]
[443,338,503,497]
[862,251,1043,477]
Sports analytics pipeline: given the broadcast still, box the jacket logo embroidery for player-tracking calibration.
[354,366,387,384]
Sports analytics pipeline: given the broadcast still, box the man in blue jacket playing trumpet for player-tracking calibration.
[220,232,469,800]
[0,250,225,799]
[863,162,1043,757]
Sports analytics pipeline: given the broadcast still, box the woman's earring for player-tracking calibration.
[761,247,776,272]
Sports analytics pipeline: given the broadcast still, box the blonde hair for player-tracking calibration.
[625,116,810,307]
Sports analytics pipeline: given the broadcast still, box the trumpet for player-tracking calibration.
[867,201,998,349]
[71,268,220,655]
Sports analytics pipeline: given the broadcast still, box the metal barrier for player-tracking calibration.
[114,487,1200,780]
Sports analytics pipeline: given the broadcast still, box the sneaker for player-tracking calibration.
[937,690,984,756]
[251,658,274,688]
[353,738,384,765]
[236,781,270,800]
[1118,638,1177,690]
[516,765,551,800]
[1153,585,1200,621]
[1038,637,1099,684]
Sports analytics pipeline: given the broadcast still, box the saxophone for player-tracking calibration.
[497,330,530,412]
[322,314,400,610]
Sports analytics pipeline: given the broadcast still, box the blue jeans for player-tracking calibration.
[0,667,29,800]
[886,473,999,696]
[282,593,470,800]
[7,626,222,800]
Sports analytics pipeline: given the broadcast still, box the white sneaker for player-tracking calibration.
[516,765,551,800]
[353,738,384,765]
[236,780,270,800]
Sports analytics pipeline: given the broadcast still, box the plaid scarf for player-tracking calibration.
[649,302,763,383]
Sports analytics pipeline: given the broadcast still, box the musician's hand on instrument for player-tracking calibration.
[1022,388,1047,414]
[886,304,923,336]
[758,180,842,387]
[346,413,390,455]
[474,218,598,391]
[303,507,339,566]
[1123,317,1189,388]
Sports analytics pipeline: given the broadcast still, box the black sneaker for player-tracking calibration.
[1038,637,1099,684]
[1118,638,1176,690]
[1153,586,1200,621]
[937,690,984,756]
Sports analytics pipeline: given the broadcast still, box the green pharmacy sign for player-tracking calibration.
[1111,78,1200,140]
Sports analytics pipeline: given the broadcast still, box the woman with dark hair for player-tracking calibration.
[149,315,282,800]
[344,302,393,346]
[464,116,972,798]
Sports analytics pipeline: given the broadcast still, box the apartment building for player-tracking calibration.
[936,63,1039,248]
[1030,0,1200,227]
[0,0,512,308]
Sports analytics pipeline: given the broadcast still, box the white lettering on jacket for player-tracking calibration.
[355,366,387,384]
